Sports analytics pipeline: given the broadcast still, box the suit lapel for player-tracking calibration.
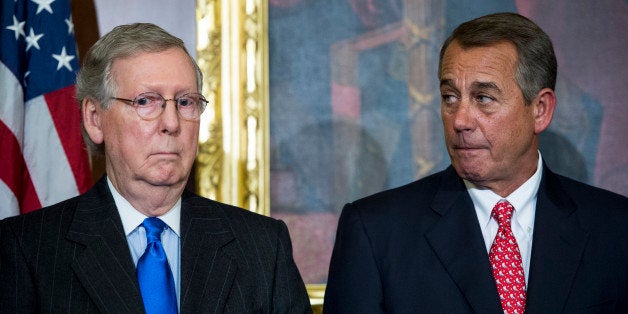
[66,177,145,313]
[179,192,238,313]
[424,168,503,313]
[525,167,588,313]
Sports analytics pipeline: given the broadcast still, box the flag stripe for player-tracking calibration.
[24,95,79,208]
[45,85,92,194]
[0,119,41,214]
[0,62,25,148]
[0,179,20,218]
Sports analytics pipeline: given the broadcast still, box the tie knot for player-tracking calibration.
[142,217,167,243]
[492,200,514,226]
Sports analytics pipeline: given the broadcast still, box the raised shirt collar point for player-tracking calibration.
[107,177,181,236]
[465,151,543,230]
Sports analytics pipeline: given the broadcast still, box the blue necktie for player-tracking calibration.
[137,217,178,314]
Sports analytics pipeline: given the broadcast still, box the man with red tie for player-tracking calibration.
[324,13,628,313]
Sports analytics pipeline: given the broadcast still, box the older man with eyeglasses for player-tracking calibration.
[0,23,311,313]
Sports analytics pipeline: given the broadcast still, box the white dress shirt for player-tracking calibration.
[107,178,181,308]
[465,153,543,286]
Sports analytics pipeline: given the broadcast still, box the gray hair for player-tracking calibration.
[438,12,557,105]
[76,23,202,154]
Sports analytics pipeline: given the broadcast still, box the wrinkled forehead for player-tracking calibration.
[109,48,198,92]
[442,41,517,74]
[440,40,519,76]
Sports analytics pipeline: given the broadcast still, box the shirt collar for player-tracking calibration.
[107,177,181,236]
[465,151,543,228]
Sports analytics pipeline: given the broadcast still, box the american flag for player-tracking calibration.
[1,0,91,218]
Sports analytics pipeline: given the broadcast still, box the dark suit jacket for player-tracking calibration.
[0,176,311,313]
[324,165,628,313]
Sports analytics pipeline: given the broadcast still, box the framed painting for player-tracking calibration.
[196,0,628,309]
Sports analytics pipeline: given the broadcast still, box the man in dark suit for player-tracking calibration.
[0,23,311,313]
[324,13,628,313]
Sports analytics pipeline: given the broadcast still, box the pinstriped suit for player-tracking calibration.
[0,176,311,313]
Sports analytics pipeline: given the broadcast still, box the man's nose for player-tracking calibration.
[159,99,181,134]
[452,101,475,132]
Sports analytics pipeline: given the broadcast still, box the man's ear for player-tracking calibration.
[82,98,104,144]
[532,88,556,134]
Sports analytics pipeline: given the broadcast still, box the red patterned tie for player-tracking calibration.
[489,200,526,314]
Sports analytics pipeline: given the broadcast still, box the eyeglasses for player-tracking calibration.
[110,92,208,121]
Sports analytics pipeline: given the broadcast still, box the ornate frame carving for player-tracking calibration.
[195,0,269,216]
[195,0,324,307]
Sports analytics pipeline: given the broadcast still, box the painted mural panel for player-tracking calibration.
[269,0,627,284]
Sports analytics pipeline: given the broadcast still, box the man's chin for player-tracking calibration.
[143,170,188,187]
[452,162,486,183]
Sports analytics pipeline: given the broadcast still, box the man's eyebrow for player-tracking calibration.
[439,80,503,95]
[471,81,501,93]
[440,79,455,88]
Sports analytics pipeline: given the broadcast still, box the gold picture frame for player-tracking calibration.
[195,0,324,309]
